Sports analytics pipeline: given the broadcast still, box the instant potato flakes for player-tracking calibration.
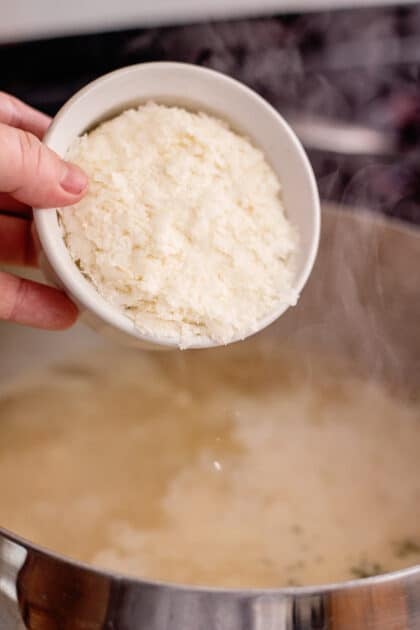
[60,103,298,348]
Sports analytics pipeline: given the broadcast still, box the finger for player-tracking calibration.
[0,123,88,208]
[0,271,78,330]
[0,193,31,216]
[0,215,37,267]
[0,92,51,139]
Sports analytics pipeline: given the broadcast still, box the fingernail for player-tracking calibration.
[61,164,88,195]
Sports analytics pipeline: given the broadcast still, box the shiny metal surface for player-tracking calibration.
[1,207,420,629]
[1,529,420,629]
[287,114,397,157]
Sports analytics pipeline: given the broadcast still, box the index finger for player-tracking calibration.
[0,92,51,139]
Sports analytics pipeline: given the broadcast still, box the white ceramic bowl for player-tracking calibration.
[35,62,321,350]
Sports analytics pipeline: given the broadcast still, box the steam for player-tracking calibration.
[121,8,420,225]
[124,9,420,394]
[76,8,420,396]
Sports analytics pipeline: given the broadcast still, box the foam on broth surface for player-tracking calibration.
[0,342,419,588]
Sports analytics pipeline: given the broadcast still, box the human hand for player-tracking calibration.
[0,92,88,330]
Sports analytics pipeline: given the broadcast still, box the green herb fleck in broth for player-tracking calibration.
[350,560,385,579]
[393,538,420,559]
[286,577,302,587]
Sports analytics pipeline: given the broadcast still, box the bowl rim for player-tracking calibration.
[34,61,321,349]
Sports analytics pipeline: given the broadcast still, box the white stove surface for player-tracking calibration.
[1,0,418,44]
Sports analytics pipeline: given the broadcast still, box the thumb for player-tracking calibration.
[0,122,88,208]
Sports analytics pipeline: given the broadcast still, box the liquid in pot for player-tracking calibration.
[0,343,419,587]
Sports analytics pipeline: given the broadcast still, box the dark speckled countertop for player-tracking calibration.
[1,4,420,225]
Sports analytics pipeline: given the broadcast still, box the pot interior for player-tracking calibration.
[0,205,420,589]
